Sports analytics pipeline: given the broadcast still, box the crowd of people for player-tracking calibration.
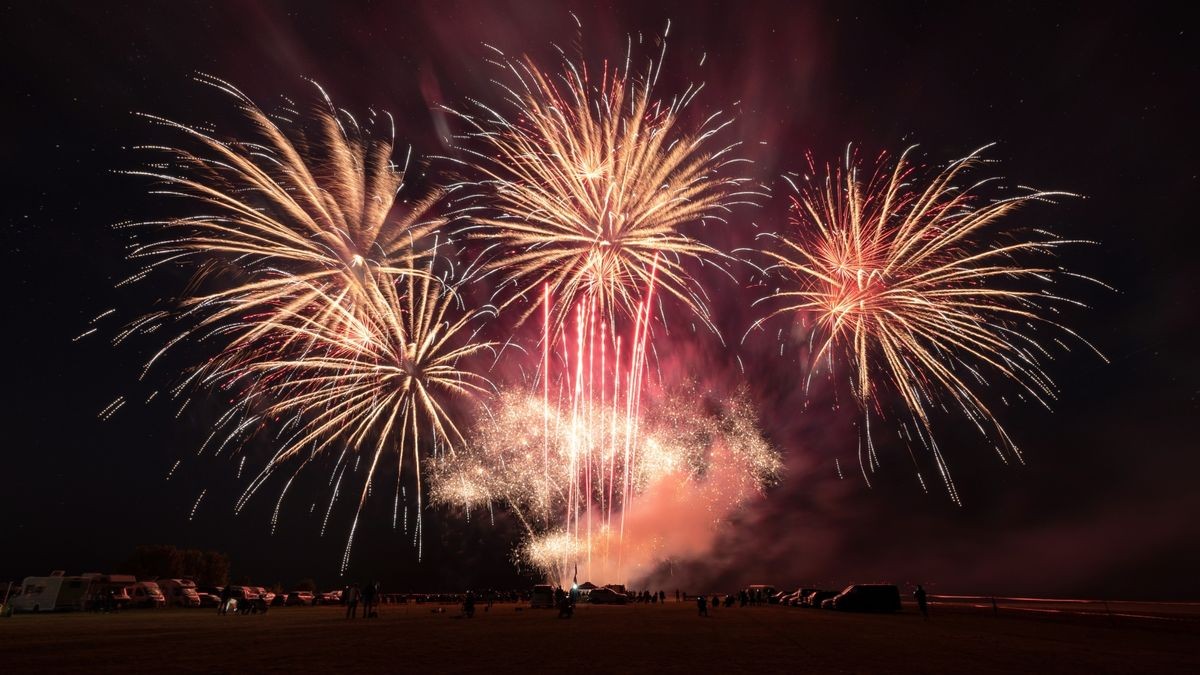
[210,581,931,621]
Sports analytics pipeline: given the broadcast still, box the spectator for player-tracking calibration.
[219,585,232,615]
[361,581,376,619]
[345,583,360,619]
[464,590,476,618]
[914,585,929,620]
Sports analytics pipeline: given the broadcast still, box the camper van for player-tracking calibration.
[9,571,90,612]
[128,581,167,608]
[80,573,135,611]
[158,579,201,608]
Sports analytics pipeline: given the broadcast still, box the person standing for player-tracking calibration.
[696,594,708,617]
[463,590,476,619]
[218,585,232,615]
[914,585,929,620]
[345,583,359,619]
[361,581,375,619]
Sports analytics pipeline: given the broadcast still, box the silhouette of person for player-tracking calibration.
[218,585,232,615]
[345,583,359,619]
[914,585,929,620]
[711,594,719,612]
[557,591,574,619]
[362,581,378,618]
[464,590,476,618]
[675,589,680,603]
[697,594,708,617]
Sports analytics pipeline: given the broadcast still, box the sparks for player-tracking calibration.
[752,145,1105,502]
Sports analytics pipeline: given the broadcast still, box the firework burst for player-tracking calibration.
[208,255,494,568]
[109,77,492,567]
[750,145,1105,503]
[445,28,760,333]
[120,74,446,370]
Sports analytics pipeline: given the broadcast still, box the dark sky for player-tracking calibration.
[3,1,1198,598]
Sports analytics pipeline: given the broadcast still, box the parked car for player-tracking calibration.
[587,587,627,605]
[227,586,269,613]
[128,581,167,608]
[228,586,259,602]
[806,590,838,607]
[254,587,276,606]
[196,592,221,608]
[823,584,902,612]
[314,590,342,605]
[286,591,316,606]
[158,579,201,608]
[780,588,809,606]
[782,588,817,606]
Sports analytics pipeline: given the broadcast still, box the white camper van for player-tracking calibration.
[9,571,89,612]
[158,578,201,608]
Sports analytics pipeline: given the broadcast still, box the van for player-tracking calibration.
[158,579,201,608]
[80,573,135,610]
[824,584,902,612]
[128,581,167,608]
[744,584,777,602]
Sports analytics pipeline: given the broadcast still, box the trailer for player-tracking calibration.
[9,571,90,612]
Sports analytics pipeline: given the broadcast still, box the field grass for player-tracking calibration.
[1,601,1197,673]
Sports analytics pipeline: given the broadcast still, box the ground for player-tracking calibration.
[1,601,1197,674]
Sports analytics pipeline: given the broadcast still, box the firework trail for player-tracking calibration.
[432,263,662,582]
[429,383,780,585]
[749,145,1106,502]
[444,25,761,334]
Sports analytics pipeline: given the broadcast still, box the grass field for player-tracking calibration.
[1,601,1197,673]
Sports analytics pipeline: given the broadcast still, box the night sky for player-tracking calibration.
[4,1,1198,599]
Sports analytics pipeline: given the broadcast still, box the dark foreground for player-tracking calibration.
[2,601,1197,674]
